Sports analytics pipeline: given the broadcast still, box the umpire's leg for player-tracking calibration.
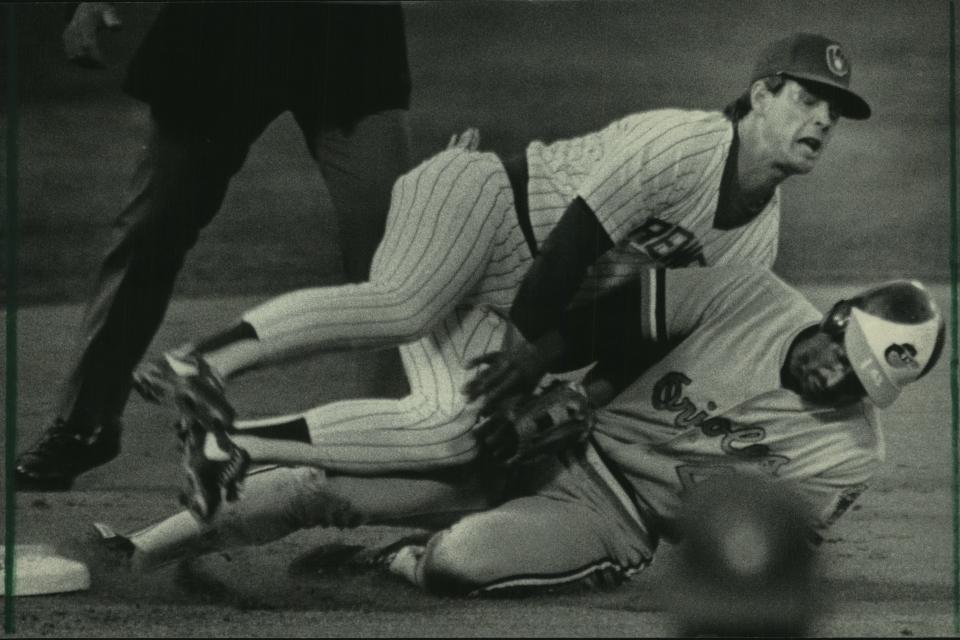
[300,109,412,399]
[16,114,258,488]
[305,109,411,283]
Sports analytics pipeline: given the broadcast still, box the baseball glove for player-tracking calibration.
[476,380,595,467]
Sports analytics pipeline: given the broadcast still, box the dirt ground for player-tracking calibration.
[2,284,956,637]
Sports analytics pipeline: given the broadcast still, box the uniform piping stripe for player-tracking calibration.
[640,269,658,342]
[473,557,650,595]
[585,442,644,529]
[655,268,667,342]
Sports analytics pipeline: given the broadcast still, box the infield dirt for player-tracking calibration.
[4,285,956,636]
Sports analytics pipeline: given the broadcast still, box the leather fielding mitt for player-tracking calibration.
[477,380,594,467]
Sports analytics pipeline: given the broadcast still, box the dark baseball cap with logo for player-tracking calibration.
[751,33,871,120]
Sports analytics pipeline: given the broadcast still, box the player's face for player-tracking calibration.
[786,330,862,406]
[758,79,840,175]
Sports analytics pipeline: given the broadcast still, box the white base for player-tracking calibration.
[0,545,91,596]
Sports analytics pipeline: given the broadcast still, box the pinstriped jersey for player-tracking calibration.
[592,267,883,539]
[526,110,779,293]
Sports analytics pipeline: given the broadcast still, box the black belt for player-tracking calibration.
[499,152,538,257]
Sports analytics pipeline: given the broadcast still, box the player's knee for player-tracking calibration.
[283,468,368,530]
[418,526,491,597]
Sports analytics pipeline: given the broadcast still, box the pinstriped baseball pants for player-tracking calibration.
[237,148,534,472]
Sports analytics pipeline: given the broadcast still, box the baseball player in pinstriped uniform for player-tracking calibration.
[466,33,872,411]
[134,33,869,480]
[102,268,943,598]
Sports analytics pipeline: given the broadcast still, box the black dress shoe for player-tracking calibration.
[14,419,121,491]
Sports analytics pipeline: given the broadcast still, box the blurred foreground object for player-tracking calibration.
[670,477,823,637]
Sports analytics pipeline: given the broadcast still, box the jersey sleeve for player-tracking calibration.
[576,111,730,246]
[795,462,878,536]
[642,266,773,341]
[558,266,770,382]
[791,411,884,534]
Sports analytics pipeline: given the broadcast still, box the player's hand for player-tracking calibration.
[63,3,122,69]
[463,342,549,417]
[474,381,594,467]
[474,395,525,463]
[447,127,480,151]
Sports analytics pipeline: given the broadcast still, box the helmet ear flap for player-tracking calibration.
[821,300,852,338]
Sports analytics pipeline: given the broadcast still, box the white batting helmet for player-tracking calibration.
[822,280,945,408]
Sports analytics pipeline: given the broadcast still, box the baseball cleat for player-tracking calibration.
[385,545,426,585]
[178,419,250,522]
[351,532,434,570]
[14,419,121,491]
[90,522,137,568]
[133,352,235,431]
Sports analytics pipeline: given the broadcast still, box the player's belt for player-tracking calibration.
[499,152,538,257]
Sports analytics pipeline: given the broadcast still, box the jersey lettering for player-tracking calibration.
[651,371,789,469]
[626,218,707,267]
[651,371,692,410]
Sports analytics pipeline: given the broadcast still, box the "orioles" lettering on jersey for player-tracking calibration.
[651,372,787,469]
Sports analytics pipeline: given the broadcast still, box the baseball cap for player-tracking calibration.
[752,33,871,120]
[842,281,944,408]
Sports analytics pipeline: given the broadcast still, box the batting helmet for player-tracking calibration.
[821,280,944,408]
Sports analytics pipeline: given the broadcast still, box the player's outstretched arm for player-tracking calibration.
[464,197,613,411]
[510,197,613,340]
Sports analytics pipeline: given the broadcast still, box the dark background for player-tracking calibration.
[3,1,954,304]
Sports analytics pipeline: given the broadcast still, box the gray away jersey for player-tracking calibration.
[592,267,882,539]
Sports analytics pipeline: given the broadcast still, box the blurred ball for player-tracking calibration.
[669,476,824,637]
